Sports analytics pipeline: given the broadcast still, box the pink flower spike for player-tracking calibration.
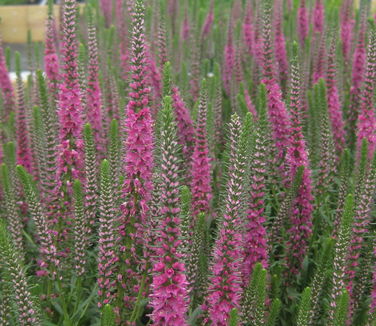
[56,0,85,189]
[326,37,345,155]
[171,86,195,163]
[206,114,247,325]
[86,17,104,155]
[150,97,189,326]
[356,28,376,160]
[118,0,154,305]
[222,20,235,96]
[243,3,254,57]
[285,49,313,276]
[0,37,15,118]
[297,0,308,47]
[202,0,214,38]
[313,0,324,33]
[190,82,212,216]
[44,6,60,101]
[274,0,289,86]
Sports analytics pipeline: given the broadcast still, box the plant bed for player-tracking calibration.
[0,0,375,325]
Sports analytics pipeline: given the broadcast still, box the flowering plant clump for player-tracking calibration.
[0,0,375,325]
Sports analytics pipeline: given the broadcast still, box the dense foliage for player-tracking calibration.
[0,0,375,325]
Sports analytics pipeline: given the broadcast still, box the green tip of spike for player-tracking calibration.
[36,69,44,81]
[180,185,191,199]
[73,179,82,195]
[238,82,245,93]
[244,111,252,122]
[86,3,94,23]
[110,119,118,130]
[256,83,267,112]
[292,41,299,57]
[214,62,220,77]
[368,18,375,29]
[27,30,32,44]
[228,308,238,326]
[0,163,9,190]
[109,119,119,138]
[48,0,54,15]
[15,51,21,76]
[163,62,172,96]
[5,142,16,164]
[163,61,171,71]
[101,159,110,174]
[201,78,207,89]
[101,303,116,326]
[84,123,93,136]
[5,47,11,70]
[163,95,172,108]
[16,165,28,185]
[342,193,354,228]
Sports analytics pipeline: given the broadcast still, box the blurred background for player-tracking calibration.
[0,0,85,75]
[0,0,84,4]
[0,0,374,74]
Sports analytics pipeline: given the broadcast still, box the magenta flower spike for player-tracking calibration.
[274,0,289,86]
[168,0,178,18]
[15,60,33,174]
[120,45,129,81]
[182,9,190,41]
[242,94,269,285]
[356,28,376,160]
[171,86,195,162]
[0,219,41,326]
[223,20,235,96]
[327,37,345,154]
[100,0,112,26]
[150,97,189,326]
[340,0,354,63]
[168,0,178,34]
[44,6,60,101]
[313,34,327,84]
[285,49,313,275]
[261,0,291,170]
[56,0,84,193]
[86,17,104,155]
[346,154,376,297]
[313,0,324,33]
[97,160,119,308]
[157,17,168,68]
[351,22,366,93]
[119,0,154,302]
[348,22,366,130]
[234,42,244,85]
[243,3,254,57]
[243,85,258,119]
[115,0,124,26]
[189,42,201,102]
[264,80,291,165]
[202,0,214,39]
[297,0,308,47]
[117,5,130,81]
[253,7,264,68]
[206,114,248,326]
[0,37,15,118]
[146,45,162,102]
[190,81,212,216]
